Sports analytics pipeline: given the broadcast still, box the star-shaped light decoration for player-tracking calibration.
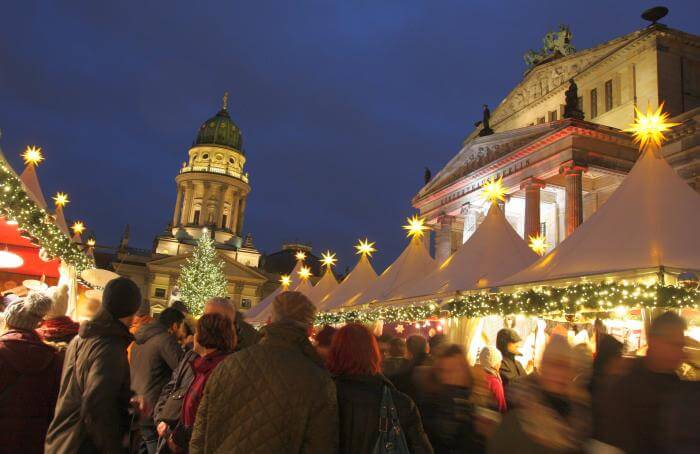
[355,239,376,257]
[403,215,429,240]
[528,233,549,256]
[395,324,404,334]
[279,274,291,289]
[71,221,85,235]
[625,103,679,149]
[481,176,506,204]
[295,250,307,262]
[86,238,96,247]
[53,192,69,208]
[320,251,337,269]
[298,265,312,280]
[22,146,44,166]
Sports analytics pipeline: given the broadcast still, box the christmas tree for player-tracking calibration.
[177,229,228,316]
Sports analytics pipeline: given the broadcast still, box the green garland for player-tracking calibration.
[315,282,700,325]
[0,162,93,274]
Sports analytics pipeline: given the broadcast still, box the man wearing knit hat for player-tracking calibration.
[0,292,62,453]
[189,291,338,453]
[45,276,142,454]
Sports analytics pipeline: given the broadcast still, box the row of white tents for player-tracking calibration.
[248,139,700,324]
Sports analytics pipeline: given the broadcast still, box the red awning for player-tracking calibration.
[0,217,60,278]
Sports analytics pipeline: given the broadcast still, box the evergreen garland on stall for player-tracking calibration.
[177,229,228,316]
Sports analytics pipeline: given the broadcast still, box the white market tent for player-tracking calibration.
[350,236,435,307]
[306,267,339,305]
[248,276,314,324]
[20,164,49,210]
[318,254,377,311]
[498,147,700,287]
[245,260,304,321]
[397,203,538,301]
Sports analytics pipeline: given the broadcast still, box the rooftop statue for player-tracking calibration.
[524,25,575,68]
[563,78,585,120]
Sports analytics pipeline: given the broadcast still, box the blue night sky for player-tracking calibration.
[1,1,698,272]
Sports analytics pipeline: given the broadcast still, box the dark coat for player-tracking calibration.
[130,321,184,416]
[154,349,199,428]
[498,353,527,388]
[45,311,135,454]
[189,322,338,454]
[0,329,62,454]
[421,385,480,454]
[334,374,433,454]
[235,311,261,350]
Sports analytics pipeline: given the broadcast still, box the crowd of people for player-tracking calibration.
[0,275,698,453]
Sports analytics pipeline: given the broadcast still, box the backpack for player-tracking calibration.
[372,385,410,454]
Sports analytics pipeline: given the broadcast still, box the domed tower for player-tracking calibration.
[156,93,260,267]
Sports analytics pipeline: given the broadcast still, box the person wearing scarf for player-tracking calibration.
[165,313,235,453]
[35,285,78,364]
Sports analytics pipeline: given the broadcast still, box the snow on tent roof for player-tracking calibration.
[317,254,377,311]
[350,236,435,307]
[399,203,538,299]
[498,147,700,287]
[307,268,338,306]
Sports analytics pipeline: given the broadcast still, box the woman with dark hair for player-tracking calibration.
[162,313,236,453]
[328,323,433,454]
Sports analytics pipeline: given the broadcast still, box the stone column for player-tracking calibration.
[520,177,546,239]
[199,183,211,226]
[230,194,240,232]
[172,185,184,227]
[560,161,587,237]
[434,214,464,264]
[236,197,247,236]
[216,186,229,229]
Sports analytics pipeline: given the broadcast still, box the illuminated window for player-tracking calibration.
[241,298,252,309]
[154,288,166,298]
[548,110,558,122]
[202,154,209,160]
[193,210,201,224]
[605,80,613,112]
[590,88,598,118]
[539,222,547,236]
[221,214,228,229]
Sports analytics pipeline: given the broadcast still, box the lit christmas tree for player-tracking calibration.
[177,229,228,316]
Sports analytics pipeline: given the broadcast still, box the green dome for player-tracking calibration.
[194,108,243,152]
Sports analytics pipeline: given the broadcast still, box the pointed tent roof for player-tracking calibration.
[54,207,70,236]
[245,260,304,321]
[20,165,49,210]
[307,268,339,305]
[350,237,435,307]
[401,204,538,299]
[498,147,700,287]
[249,276,314,324]
[318,254,377,311]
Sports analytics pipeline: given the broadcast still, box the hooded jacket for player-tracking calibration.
[44,311,135,454]
[0,329,62,454]
[189,322,338,454]
[130,321,183,416]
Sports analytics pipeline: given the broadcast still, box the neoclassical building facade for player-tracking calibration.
[415,23,700,263]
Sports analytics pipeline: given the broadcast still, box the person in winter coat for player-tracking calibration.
[131,307,186,453]
[597,312,687,454]
[487,335,591,454]
[164,313,235,452]
[478,346,507,413]
[0,292,62,454]
[328,323,433,454]
[381,337,409,377]
[36,285,79,362]
[128,299,154,362]
[495,328,528,388]
[189,291,338,454]
[45,277,143,454]
[235,309,261,349]
[391,334,432,403]
[153,297,248,453]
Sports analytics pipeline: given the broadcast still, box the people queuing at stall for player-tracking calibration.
[0,276,698,453]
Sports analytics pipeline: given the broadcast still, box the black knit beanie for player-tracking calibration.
[101,277,142,319]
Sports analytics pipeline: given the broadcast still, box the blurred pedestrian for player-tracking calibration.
[487,335,590,453]
[392,334,431,402]
[314,325,337,361]
[189,291,338,453]
[588,333,625,441]
[131,307,186,453]
[495,328,527,388]
[163,313,235,453]
[421,344,478,454]
[0,292,61,454]
[478,346,506,413]
[382,337,408,376]
[597,311,687,454]
[328,323,433,454]
[377,333,393,361]
[429,333,447,356]
[45,277,143,453]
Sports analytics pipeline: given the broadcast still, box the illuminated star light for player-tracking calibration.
[295,250,307,262]
[22,146,44,166]
[298,265,312,280]
[355,239,377,257]
[625,103,679,149]
[86,238,96,247]
[71,221,85,235]
[280,274,291,288]
[481,176,506,204]
[53,192,70,208]
[320,251,337,268]
[403,215,429,239]
[528,233,549,256]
